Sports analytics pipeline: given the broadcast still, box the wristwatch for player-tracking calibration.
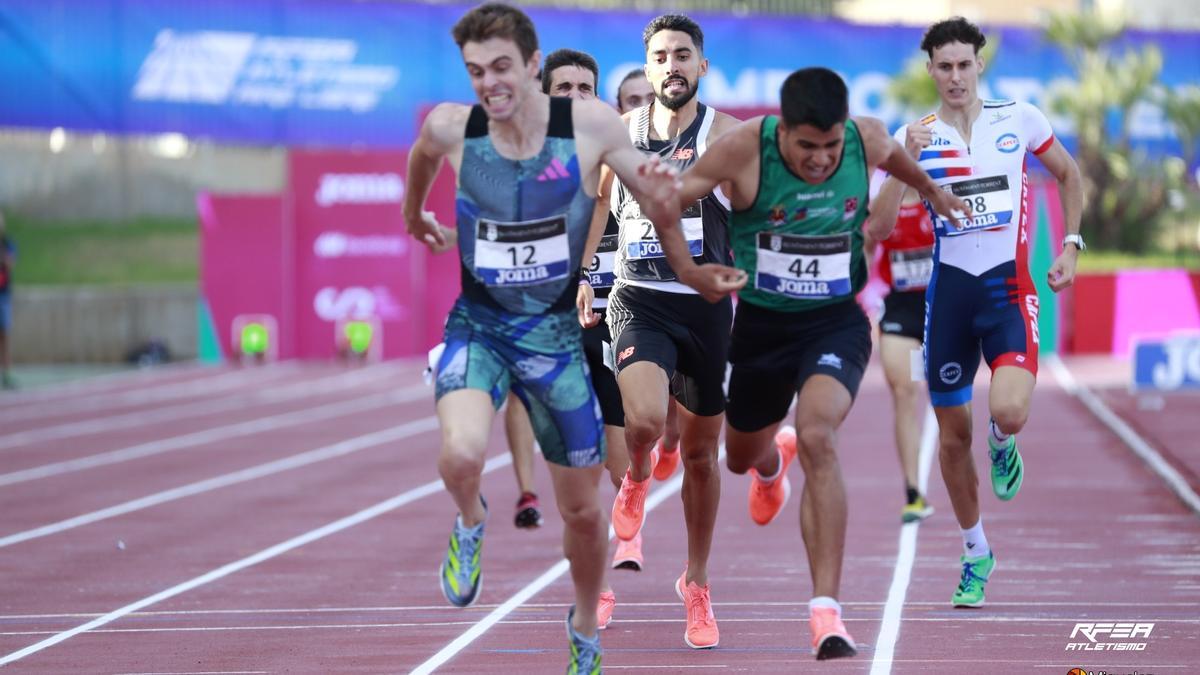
[1063,233,1086,252]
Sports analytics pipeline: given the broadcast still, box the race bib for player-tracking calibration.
[585,233,618,288]
[938,175,1013,236]
[625,201,704,260]
[755,232,852,299]
[890,246,933,291]
[474,215,570,287]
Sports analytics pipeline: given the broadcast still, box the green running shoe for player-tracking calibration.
[439,498,486,607]
[989,434,1023,501]
[566,605,602,675]
[951,551,996,608]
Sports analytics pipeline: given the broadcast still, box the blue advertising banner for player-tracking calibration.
[1,1,1197,150]
[1133,333,1200,392]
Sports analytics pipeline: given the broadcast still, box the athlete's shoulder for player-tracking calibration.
[571,98,627,139]
[709,108,743,135]
[420,102,471,148]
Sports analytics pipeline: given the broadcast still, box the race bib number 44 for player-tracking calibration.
[939,175,1013,235]
[625,201,704,260]
[755,232,852,299]
[474,215,570,287]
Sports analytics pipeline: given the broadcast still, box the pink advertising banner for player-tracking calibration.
[198,193,289,359]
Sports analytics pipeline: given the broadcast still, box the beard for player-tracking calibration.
[656,76,697,111]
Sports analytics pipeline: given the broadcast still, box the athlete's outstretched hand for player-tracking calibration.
[636,154,682,211]
[924,188,972,232]
[576,281,600,328]
[679,263,748,303]
[406,210,457,254]
[1047,249,1078,292]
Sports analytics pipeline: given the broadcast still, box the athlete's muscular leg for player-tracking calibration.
[505,390,538,495]
[935,403,978,529]
[988,366,1035,436]
[881,334,924,489]
[724,424,780,476]
[603,425,629,490]
[616,361,670,481]
[792,375,854,599]
[437,389,497,527]
[675,406,722,587]
[548,462,607,637]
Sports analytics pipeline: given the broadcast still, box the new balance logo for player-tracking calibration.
[536,158,571,182]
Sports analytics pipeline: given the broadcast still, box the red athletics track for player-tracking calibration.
[0,356,1197,673]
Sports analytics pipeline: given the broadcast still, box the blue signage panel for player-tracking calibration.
[0,0,1197,150]
[1133,334,1200,392]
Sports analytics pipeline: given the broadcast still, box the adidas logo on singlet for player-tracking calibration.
[536,158,570,182]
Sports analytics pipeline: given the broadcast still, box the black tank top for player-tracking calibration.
[612,102,732,289]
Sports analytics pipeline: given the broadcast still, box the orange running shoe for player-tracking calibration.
[611,531,644,571]
[748,425,798,525]
[810,606,857,660]
[652,440,680,481]
[596,590,616,630]
[611,470,650,541]
[673,568,719,649]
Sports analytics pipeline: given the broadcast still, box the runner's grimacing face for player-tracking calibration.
[617,75,654,113]
[645,30,707,111]
[927,41,983,110]
[462,38,540,121]
[548,65,597,101]
[780,122,845,184]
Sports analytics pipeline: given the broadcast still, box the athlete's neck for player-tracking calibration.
[937,97,983,145]
[489,89,550,160]
[648,98,699,142]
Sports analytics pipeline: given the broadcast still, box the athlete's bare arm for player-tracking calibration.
[403,103,468,253]
[857,115,968,232]
[709,110,743,201]
[576,167,614,328]
[647,119,763,303]
[1036,138,1084,292]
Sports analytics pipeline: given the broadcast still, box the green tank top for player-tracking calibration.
[731,116,869,312]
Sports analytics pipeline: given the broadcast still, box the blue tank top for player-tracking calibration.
[455,97,597,315]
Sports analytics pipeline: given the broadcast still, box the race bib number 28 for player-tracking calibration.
[474,215,570,287]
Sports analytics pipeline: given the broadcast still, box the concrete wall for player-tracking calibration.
[10,285,197,363]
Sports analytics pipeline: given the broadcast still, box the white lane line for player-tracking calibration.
[0,413,439,548]
[0,453,514,667]
[16,595,1190,619]
[1047,354,1200,516]
[870,405,937,675]
[409,449,719,675]
[0,380,430,487]
[0,362,401,450]
[0,361,204,405]
[0,365,299,425]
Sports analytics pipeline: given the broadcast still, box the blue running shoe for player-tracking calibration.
[988,434,1023,501]
[439,497,486,607]
[566,605,602,675]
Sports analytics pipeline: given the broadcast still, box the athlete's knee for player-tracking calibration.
[937,425,972,457]
[623,405,666,449]
[438,430,487,483]
[990,401,1028,435]
[681,444,719,479]
[797,423,838,469]
[557,495,604,533]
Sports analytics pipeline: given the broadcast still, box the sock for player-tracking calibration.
[809,596,841,615]
[961,519,990,557]
[989,418,1010,445]
[756,447,784,483]
[456,513,485,533]
[905,486,920,505]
